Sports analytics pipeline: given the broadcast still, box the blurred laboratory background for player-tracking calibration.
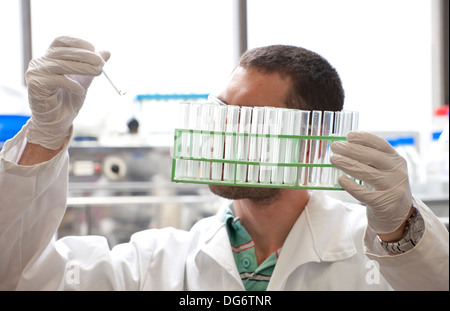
[0,0,448,246]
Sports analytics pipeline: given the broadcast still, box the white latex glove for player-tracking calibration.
[330,131,413,234]
[25,36,110,150]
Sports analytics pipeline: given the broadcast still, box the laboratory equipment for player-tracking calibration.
[211,105,227,181]
[330,110,359,186]
[319,111,335,185]
[223,106,240,181]
[283,109,309,186]
[174,102,190,179]
[171,102,360,190]
[307,110,322,186]
[199,104,214,180]
[102,65,127,96]
[63,142,221,247]
[271,108,290,184]
[235,106,252,182]
[260,107,278,184]
[247,107,265,183]
[59,94,226,247]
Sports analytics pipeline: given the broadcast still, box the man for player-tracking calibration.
[0,36,448,290]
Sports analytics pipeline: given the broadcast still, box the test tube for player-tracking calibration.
[348,111,360,185]
[307,110,322,185]
[330,111,343,186]
[247,107,265,183]
[283,110,301,185]
[199,104,214,180]
[174,102,190,179]
[350,111,359,132]
[297,110,311,186]
[259,107,278,184]
[319,111,334,185]
[187,103,202,179]
[236,107,253,183]
[271,108,290,184]
[330,110,359,186]
[211,105,228,181]
[223,106,240,182]
[335,110,359,136]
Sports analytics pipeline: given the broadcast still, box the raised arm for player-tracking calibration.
[19,36,110,164]
[0,36,110,289]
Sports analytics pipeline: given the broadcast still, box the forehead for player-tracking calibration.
[218,66,291,108]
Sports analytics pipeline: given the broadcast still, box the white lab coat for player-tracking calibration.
[0,124,448,291]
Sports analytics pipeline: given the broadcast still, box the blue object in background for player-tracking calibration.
[135,93,210,101]
[0,115,30,143]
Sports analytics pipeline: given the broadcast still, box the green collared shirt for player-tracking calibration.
[223,206,280,291]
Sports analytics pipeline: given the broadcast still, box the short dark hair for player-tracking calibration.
[238,45,344,112]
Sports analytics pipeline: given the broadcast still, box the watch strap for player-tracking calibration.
[379,206,423,254]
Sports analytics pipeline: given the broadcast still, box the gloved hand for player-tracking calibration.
[25,36,110,150]
[330,131,413,234]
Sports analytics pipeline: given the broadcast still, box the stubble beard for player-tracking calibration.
[208,184,282,205]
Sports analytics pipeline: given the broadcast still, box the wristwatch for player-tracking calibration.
[379,205,425,254]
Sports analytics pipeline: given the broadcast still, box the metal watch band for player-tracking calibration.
[379,206,423,254]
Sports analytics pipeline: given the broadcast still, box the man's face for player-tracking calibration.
[208,66,291,202]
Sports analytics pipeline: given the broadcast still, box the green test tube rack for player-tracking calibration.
[171,129,353,190]
[170,102,359,190]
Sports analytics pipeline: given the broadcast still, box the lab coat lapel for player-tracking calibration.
[201,222,240,276]
[269,191,357,289]
[304,191,357,261]
[194,203,243,288]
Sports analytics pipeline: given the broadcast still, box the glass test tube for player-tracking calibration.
[187,103,202,179]
[260,107,278,184]
[351,111,359,132]
[307,110,322,185]
[330,111,342,186]
[347,111,359,184]
[283,110,301,185]
[271,108,290,184]
[199,104,214,180]
[247,107,265,183]
[174,102,190,179]
[319,111,334,185]
[223,106,240,182]
[297,110,311,186]
[236,107,252,183]
[330,110,359,186]
[211,105,227,181]
[337,110,359,135]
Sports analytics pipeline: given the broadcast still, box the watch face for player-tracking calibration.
[411,216,425,243]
